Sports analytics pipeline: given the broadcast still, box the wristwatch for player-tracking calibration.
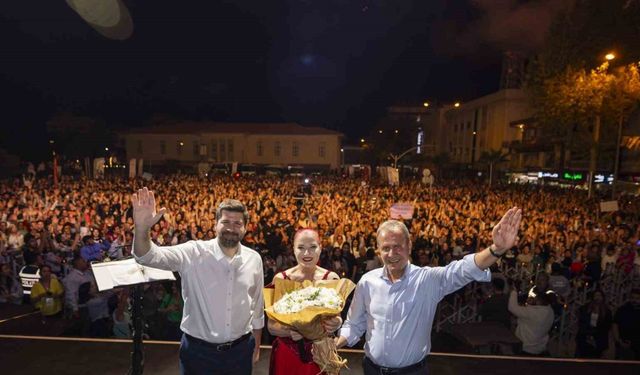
[488,244,503,258]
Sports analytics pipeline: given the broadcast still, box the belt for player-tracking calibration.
[185,332,252,352]
[365,356,428,375]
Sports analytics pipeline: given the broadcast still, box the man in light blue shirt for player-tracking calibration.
[337,207,522,374]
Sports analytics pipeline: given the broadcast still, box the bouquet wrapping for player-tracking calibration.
[264,278,356,374]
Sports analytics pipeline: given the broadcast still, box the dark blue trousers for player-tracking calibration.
[179,333,255,375]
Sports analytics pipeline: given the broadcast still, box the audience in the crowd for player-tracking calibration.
[0,168,638,359]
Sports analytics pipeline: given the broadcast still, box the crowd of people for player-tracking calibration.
[0,170,639,359]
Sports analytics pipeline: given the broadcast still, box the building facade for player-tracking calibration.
[121,122,343,170]
[443,89,533,165]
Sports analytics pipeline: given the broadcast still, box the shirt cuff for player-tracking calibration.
[252,316,265,330]
[338,325,361,347]
[133,241,159,264]
[464,253,491,282]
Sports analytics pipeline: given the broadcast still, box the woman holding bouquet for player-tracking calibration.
[268,229,344,375]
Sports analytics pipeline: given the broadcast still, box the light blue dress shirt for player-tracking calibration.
[339,253,490,368]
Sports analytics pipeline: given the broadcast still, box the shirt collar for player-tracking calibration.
[212,238,243,263]
[380,263,413,283]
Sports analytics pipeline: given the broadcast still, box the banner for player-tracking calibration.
[93,158,105,179]
[129,158,137,179]
[600,200,619,212]
[137,158,144,177]
[390,202,414,219]
[387,167,399,186]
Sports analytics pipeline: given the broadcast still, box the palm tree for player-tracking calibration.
[479,149,509,187]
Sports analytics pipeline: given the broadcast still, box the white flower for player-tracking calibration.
[273,286,343,314]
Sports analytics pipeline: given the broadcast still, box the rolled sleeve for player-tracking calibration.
[133,241,192,272]
[132,241,159,264]
[438,253,491,298]
[339,324,364,347]
[339,283,367,347]
[252,314,265,330]
[463,253,491,282]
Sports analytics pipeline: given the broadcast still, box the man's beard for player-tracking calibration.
[219,232,241,248]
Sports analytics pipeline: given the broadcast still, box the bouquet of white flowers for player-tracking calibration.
[273,286,342,314]
[265,278,356,375]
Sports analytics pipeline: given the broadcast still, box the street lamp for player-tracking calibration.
[588,51,617,198]
[454,102,461,108]
[390,146,422,169]
[607,52,625,198]
[423,102,429,107]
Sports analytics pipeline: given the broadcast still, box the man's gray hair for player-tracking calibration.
[216,199,249,224]
[376,220,410,245]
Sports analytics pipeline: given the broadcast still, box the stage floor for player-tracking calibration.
[1,305,639,374]
[1,335,639,375]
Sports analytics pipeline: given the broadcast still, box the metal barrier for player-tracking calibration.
[434,262,640,353]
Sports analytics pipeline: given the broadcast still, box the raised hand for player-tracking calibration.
[131,187,166,232]
[492,207,522,252]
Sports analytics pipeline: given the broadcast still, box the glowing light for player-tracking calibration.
[65,0,133,40]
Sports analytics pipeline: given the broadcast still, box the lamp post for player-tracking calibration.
[588,52,616,198]
[390,146,422,169]
[612,114,624,199]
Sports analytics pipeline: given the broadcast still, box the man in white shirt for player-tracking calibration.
[63,256,94,336]
[132,187,264,375]
[508,288,554,355]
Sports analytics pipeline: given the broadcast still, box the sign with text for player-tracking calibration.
[390,203,414,219]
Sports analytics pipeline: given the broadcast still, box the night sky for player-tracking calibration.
[0,1,565,159]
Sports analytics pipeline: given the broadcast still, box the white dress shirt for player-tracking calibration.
[508,291,554,354]
[340,254,490,368]
[63,268,94,311]
[134,238,264,343]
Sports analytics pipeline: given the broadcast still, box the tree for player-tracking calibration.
[607,63,640,196]
[478,149,509,187]
[532,62,640,196]
[526,0,640,183]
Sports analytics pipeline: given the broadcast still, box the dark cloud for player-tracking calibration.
[432,0,573,57]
